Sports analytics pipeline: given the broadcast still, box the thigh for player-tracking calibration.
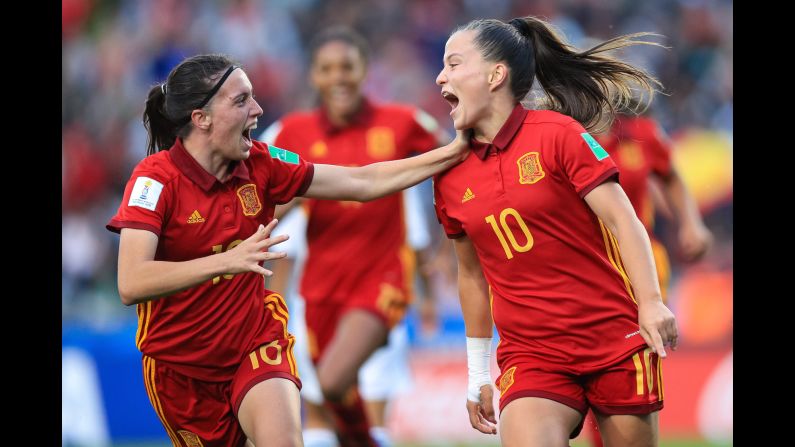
[316,308,389,392]
[585,347,663,416]
[496,362,588,439]
[499,396,583,447]
[237,377,303,447]
[143,355,245,447]
[594,411,659,447]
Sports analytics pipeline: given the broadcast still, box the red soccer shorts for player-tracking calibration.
[497,346,664,438]
[304,281,408,362]
[141,335,301,447]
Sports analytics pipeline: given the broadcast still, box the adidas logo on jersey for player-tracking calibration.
[187,210,205,224]
[462,188,475,203]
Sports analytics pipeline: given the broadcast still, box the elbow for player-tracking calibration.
[117,281,140,306]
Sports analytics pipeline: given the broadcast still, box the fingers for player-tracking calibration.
[644,328,667,358]
[466,400,497,435]
[479,385,496,424]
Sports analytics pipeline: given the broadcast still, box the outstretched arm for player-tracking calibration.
[117,219,287,305]
[584,181,678,357]
[303,135,468,201]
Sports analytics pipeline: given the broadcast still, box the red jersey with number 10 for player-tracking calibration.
[106,139,313,382]
[266,99,441,310]
[434,105,647,370]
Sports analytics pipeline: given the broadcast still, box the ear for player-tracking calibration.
[191,109,212,130]
[487,63,508,92]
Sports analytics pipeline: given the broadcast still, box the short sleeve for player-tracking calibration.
[266,145,315,204]
[106,167,172,237]
[559,121,620,198]
[433,177,465,238]
[408,108,445,154]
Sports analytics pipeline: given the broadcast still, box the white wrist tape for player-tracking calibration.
[466,337,493,403]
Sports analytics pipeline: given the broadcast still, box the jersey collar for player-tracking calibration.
[470,103,528,160]
[170,138,251,192]
[317,97,375,135]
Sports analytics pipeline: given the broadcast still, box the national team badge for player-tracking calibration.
[517,152,545,184]
[236,183,262,216]
[499,366,517,396]
[177,430,204,447]
[366,127,396,159]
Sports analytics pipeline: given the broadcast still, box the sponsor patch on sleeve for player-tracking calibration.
[128,177,164,211]
[581,132,609,161]
[268,145,300,164]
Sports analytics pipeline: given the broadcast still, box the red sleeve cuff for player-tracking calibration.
[578,167,619,198]
[295,162,315,197]
[106,219,161,237]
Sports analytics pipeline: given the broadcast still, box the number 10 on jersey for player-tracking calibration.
[485,208,534,259]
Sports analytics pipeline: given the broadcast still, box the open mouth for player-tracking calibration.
[441,91,459,113]
[242,126,254,145]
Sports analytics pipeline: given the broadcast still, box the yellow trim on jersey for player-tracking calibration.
[632,353,644,395]
[608,232,636,303]
[143,356,180,446]
[136,301,153,349]
[598,220,636,304]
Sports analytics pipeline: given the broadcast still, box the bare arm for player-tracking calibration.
[657,169,713,261]
[454,236,497,434]
[303,136,468,201]
[584,181,678,357]
[453,236,493,337]
[117,219,287,306]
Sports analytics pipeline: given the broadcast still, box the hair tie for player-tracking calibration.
[508,18,532,39]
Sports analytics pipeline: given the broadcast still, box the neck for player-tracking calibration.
[182,135,233,181]
[325,97,363,127]
[473,96,517,143]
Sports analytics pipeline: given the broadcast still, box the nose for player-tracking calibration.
[435,68,446,86]
[252,98,263,117]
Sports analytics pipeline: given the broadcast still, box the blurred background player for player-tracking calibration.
[266,183,436,447]
[261,27,449,446]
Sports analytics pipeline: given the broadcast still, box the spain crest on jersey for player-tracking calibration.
[366,127,396,159]
[517,152,545,184]
[237,183,262,216]
[499,366,517,396]
[177,430,204,447]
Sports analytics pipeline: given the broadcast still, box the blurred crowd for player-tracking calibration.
[62,0,733,332]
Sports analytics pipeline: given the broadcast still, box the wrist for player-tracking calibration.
[466,337,493,402]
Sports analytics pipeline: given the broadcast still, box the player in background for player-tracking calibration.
[261,27,449,447]
[433,16,677,446]
[107,53,467,447]
[266,183,436,447]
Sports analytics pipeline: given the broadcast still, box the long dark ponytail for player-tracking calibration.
[459,16,664,132]
[142,54,237,156]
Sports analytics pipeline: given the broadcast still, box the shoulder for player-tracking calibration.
[523,110,583,134]
[131,151,179,184]
[261,111,317,141]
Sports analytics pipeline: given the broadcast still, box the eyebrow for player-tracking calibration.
[444,53,463,62]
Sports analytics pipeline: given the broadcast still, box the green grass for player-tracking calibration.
[110,440,730,447]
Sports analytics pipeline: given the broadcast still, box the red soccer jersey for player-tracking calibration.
[595,115,673,231]
[434,105,647,370]
[107,139,313,381]
[265,99,442,308]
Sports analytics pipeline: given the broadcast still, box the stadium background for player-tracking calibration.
[61,0,733,445]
